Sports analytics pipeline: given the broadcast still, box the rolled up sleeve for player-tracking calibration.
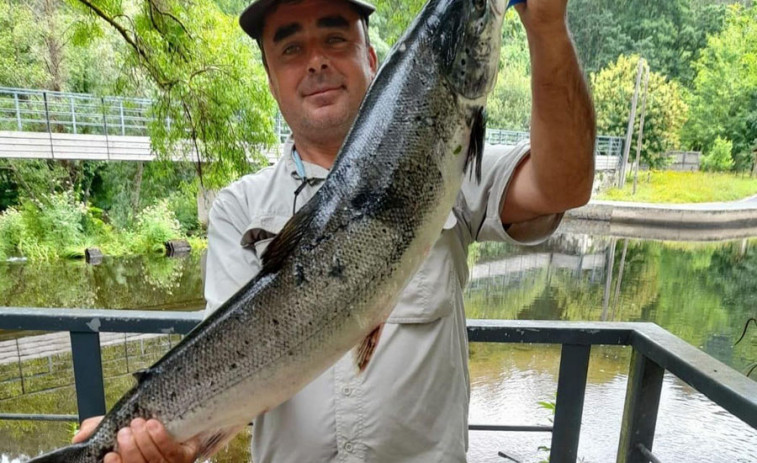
[459,141,563,245]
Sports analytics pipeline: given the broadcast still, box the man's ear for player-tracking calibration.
[367,46,378,76]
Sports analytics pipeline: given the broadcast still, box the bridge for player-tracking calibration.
[0,87,624,168]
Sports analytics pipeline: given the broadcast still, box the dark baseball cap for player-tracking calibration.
[240,0,376,40]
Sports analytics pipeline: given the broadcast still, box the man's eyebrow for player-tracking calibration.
[273,23,303,43]
[317,15,350,30]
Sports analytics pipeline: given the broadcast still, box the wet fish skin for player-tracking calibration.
[27,0,506,461]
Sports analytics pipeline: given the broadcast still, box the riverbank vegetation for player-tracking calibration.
[1,0,756,260]
[598,171,757,203]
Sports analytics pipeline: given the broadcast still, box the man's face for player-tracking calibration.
[261,0,378,146]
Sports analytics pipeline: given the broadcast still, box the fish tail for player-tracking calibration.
[27,443,91,463]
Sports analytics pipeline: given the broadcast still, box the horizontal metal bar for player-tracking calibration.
[469,424,552,432]
[467,319,636,345]
[637,444,664,463]
[0,413,78,422]
[0,307,203,335]
[629,324,757,429]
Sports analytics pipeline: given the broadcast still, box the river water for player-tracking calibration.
[1,221,756,462]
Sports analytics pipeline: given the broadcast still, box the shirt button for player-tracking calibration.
[342,387,352,396]
[344,441,354,453]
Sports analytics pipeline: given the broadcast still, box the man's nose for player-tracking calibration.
[307,46,330,73]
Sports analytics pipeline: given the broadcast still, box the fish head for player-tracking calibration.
[434,0,507,100]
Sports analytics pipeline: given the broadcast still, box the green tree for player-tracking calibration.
[591,55,689,168]
[486,12,531,131]
[567,0,730,87]
[701,136,735,172]
[682,4,757,169]
[68,0,276,187]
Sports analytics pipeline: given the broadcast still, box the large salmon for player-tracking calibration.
[29,0,509,460]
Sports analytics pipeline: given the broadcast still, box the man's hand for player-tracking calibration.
[513,0,568,35]
[72,416,200,463]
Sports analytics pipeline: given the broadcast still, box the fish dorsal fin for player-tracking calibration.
[132,368,152,383]
[259,199,318,276]
[465,107,486,183]
[353,324,384,373]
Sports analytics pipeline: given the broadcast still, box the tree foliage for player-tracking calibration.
[591,55,688,168]
[683,4,757,169]
[68,0,276,187]
[567,0,732,87]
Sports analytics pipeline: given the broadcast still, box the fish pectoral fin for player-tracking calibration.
[195,423,247,459]
[353,324,384,373]
[465,107,486,183]
[259,196,319,276]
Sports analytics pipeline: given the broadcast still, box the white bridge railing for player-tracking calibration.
[0,87,624,166]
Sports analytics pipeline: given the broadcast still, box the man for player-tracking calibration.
[74,0,595,461]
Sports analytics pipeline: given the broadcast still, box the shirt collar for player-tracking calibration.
[281,136,330,182]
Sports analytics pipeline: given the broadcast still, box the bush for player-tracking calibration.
[131,200,183,254]
[701,136,734,172]
[0,207,24,259]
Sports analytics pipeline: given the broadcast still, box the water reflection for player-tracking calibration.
[1,228,756,462]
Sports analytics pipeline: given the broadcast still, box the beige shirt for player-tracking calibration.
[204,139,561,463]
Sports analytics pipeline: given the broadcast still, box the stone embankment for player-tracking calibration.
[564,195,757,241]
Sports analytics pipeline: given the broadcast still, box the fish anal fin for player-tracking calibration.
[353,324,384,373]
[195,424,247,460]
[260,199,318,276]
[466,107,486,183]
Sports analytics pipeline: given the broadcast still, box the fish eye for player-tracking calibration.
[473,0,486,10]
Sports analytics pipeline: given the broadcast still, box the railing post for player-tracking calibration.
[617,349,664,463]
[43,91,55,159]
[550,343,591,463]
[70,331,106,422]
[14,91,22,131]
[70,96,77,134]
[120,99,125,136]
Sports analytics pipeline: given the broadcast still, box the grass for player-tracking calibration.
[598,171,757,203]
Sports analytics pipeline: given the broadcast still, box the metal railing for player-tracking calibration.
[1,308,755,462]
[1,87,625,161]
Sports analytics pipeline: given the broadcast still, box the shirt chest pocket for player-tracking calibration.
[387,213,463,324]
[241,214,291,260]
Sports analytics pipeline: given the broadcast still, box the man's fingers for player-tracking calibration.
[116,427,146,463]
[144,419,199,462]
[103,452,122,463]
[129,418,169,462]
[72,416,104,443]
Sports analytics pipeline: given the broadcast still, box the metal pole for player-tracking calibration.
[633,64,650,195]
[550,344,591,463]
[120,100,125,136]
[70,331,106,421]
[71,96,77,134]
[14,91,22,131]
[101,97,111,161]
[43,91,55,159]
[619,58,644,188]
[617,350,664,463]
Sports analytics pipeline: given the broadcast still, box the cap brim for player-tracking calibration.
[240,0,376,41]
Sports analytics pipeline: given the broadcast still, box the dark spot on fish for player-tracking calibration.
[194,373,200,380]
[461,59,466,65]
[170,391,177,400]
[231,363,238,370]
[288,350,294,356]
[236,350,245,357]
[273,319,280,326]
[329,258,345,278]
[295,263,307,285]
